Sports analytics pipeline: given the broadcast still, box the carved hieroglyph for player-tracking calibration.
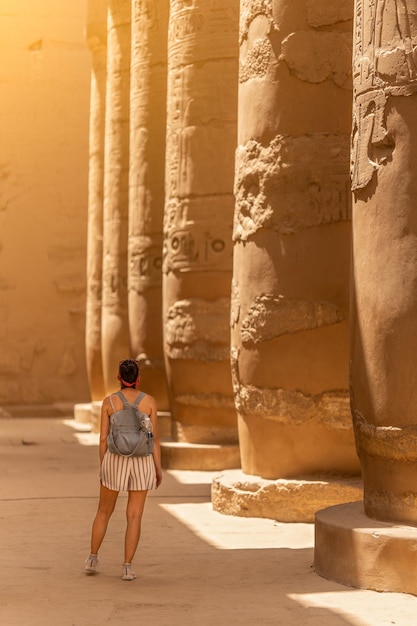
[101,0,131,393]
[85,0,107,401]
[129,0,169,409]
[233,0,358,478]
[350,0,417,524]
[163,0,239,443]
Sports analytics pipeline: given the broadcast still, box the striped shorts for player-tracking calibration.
[101,451,156,492]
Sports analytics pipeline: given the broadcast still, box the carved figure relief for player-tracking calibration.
[351,0,417,190]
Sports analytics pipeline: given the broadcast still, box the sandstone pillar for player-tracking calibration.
[232,1,358,478]
[101,0,131,393]
[129,0,169,409]
[163,0,239,443]
[85,0,107,401]
[350,0,417,524]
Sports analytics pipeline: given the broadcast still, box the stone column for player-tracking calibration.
[163,0,239,443]
[101,0,131,393]
[232,1,357,478]
[350,0,417,524]
[129,0,169,409]
[85,0,107,401]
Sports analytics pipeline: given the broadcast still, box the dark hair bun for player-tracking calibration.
[119,359,139,384]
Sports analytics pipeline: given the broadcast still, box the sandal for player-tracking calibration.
[85,554,99,574]
[121,563,136,581]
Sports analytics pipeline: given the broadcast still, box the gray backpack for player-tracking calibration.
[107,391,154,457]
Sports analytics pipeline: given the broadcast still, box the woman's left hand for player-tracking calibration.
[155,466,163,488]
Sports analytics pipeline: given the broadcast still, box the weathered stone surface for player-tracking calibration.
[232,379,352,429]
[281,31,352,88]
[212,470,362,522]
[305,0,352,27]
[239,293,344,343]
[234,135,351,240]
[165,298,231,361]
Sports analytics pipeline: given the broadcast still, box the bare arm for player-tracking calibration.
[147,395,163,488]
[99,396,111,465]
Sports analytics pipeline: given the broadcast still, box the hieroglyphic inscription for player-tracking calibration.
[164,221,232,273]
[168,0,238,66]
[128,234,163,290]
[102,264,128,312]
[133,0,157,31]
[352,0,417,190]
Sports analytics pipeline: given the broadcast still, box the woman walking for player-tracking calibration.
[85,359,163,580]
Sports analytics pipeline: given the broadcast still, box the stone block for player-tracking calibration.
[74,403,93,424]
[212,470,362,523]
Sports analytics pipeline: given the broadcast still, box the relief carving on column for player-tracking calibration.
[163,0,239,444]
[351,0,417,190]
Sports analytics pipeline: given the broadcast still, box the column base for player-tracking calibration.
[315,501,417,595]
[160,441,241,471]
[212,470,363,522]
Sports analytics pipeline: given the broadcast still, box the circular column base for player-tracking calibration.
[315,501,417,595]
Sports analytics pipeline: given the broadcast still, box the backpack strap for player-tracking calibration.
[111,390,145,410]
[115,390,129,406]
[133,391,146,409]
[109,394,117,412]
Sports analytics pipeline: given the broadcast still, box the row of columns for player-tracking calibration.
[85,0,417,529]
[85,0,355,466]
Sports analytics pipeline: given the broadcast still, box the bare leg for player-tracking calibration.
[124,489,148,564]
[90,484,119,555]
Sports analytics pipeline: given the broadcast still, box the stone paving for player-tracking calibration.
[1,417,417,626]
